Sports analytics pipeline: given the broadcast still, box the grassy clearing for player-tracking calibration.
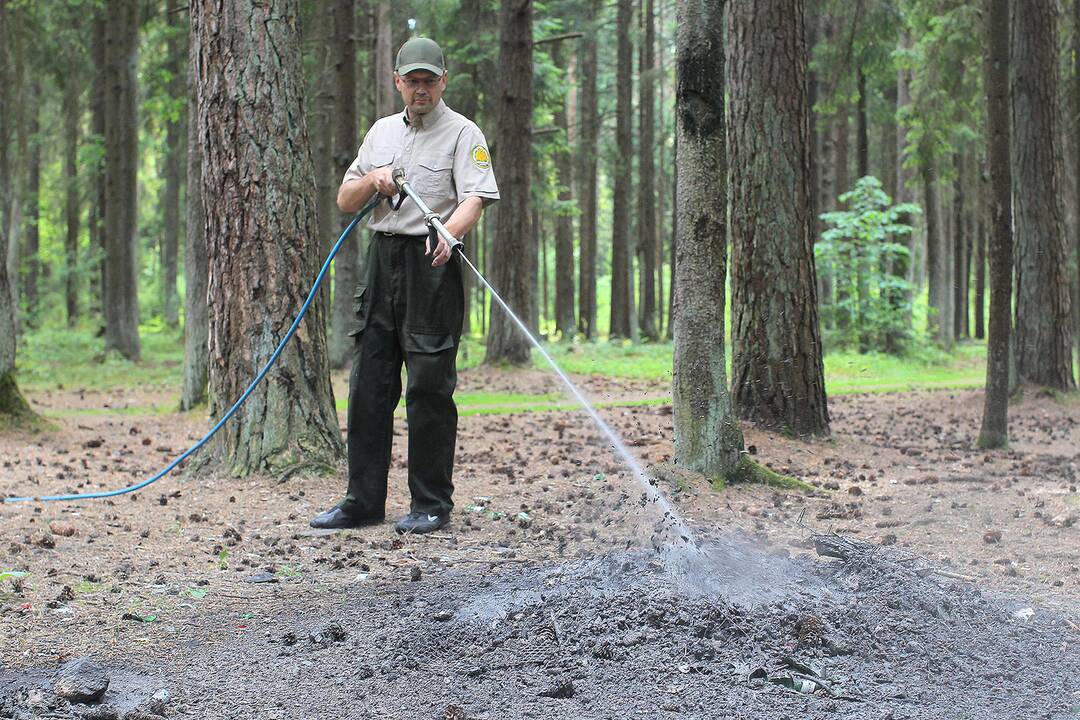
[15,325,999,416]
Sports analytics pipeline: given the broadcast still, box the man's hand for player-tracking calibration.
[427,233,453,267]
[369,167,398,197]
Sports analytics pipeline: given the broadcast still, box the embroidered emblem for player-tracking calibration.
[471,144,491,170]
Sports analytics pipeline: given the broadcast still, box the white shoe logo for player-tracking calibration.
[427,515,439,523]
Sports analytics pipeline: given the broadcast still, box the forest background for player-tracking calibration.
[0,0,1077,457]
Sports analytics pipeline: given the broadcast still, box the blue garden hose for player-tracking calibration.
[3,195,382,504]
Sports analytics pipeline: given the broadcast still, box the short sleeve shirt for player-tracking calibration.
[341,100,500,235]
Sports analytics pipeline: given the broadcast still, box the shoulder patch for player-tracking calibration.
[470,144,491,170]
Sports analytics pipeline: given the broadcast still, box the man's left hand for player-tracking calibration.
[428,234,453,267]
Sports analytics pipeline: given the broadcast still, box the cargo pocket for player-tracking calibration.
[413,152,454,198]
[347,285,370,337]
[402,329,456,354]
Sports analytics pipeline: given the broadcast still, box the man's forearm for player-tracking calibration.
[337,176,378,213]
[442,197,484,240]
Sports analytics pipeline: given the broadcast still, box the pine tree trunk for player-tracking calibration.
[103,0,141,360]
[162,0,183,329]
[1010,0,1075,389]
[829,104,849,324]
[309,0,335,329]
[978,0,1013,448]
[24,86,40,325]
[952,153,966,341]
[637,0,657,341]
[485,0,533,364]
[0,0,28,415]
[552,40,575,338]
[191,0,342,472]
[577,2,599,340]
[328,0,359,369]
[374,0,396,118]
[673,0,745,477]
[728,0,829,437]
[922,152,949,346]
[974,159,987,340]
[63,79,80,327]
[895,32,915,326]
[609,0,634,339]
[91,14,106,325]
[181,5,208,412]
[1075,0,1080,367]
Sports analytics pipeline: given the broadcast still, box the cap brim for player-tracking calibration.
[397,63,445,76]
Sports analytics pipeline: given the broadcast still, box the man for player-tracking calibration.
[310,37,499,534]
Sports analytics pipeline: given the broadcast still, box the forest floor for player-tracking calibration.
[1,364,1079,719]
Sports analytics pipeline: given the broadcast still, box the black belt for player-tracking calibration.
[374,230,427,240]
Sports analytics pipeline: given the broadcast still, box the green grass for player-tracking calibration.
[12,325,1008,420]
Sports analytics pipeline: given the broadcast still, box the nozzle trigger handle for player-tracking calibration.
[392,167,406,192]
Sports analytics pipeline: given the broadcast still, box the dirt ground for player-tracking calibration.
[1,367,1078,718]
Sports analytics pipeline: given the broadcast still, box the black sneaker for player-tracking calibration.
[394,511,449,534]
[309,507,384,530]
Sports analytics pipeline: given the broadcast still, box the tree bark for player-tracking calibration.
[181,5,209,412]
[978,0,1013,448]
[922,151,950,346]
[895,31,915,323]
[974,159,986,340]
[552,40,575,338]
[63,78,80,327]
[609,0,634,339]
[373,0,396,119]
[952,152,966,341]
[485,0,533,364]
[1075,0,1080,367]
[673,0,745,477]
[103,0,141,360]
[637,0,658,340]
[162,0,183,329]
[728,0,829,437]
[23,84,40,325]
[577,3,599,340]
[91,13,107,326]
[1010,0,1075,389]
[191,0,343,472]
[327,0,359,369]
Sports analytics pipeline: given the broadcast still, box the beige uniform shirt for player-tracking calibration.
[342,100,500,236]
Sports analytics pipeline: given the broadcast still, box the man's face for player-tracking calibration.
[394,70,448,116]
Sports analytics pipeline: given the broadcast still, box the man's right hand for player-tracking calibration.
[369,167,397,197]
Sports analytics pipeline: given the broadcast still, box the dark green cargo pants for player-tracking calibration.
[343,231,464,517]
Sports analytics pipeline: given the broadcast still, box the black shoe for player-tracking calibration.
[394,511,449,534]
[309,507,384,530]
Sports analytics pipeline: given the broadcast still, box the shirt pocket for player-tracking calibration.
[413,152,455,198]
[370,146,396,170]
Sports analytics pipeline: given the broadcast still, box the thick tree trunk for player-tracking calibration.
[191,0,343,472]
[485,0,533,364]
[161,0,183,329]
[978,0,1013,448]
[577,5,599,340]
[24,86,40,324]
[373,0,396,119]
[609,0,634,339]
[327,0,359,369]
[1075,0,1080,368]
[63,80,80,327]
[103,0,141,360]
[552,40,575,338]
[673,0,745,477]
[309,0,335,331]
[637,0,657,341]
[181,9,209,412]
[728,0,829,437]
[1010,0,1075,389]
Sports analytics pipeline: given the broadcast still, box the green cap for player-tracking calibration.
[395,38,446,76]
